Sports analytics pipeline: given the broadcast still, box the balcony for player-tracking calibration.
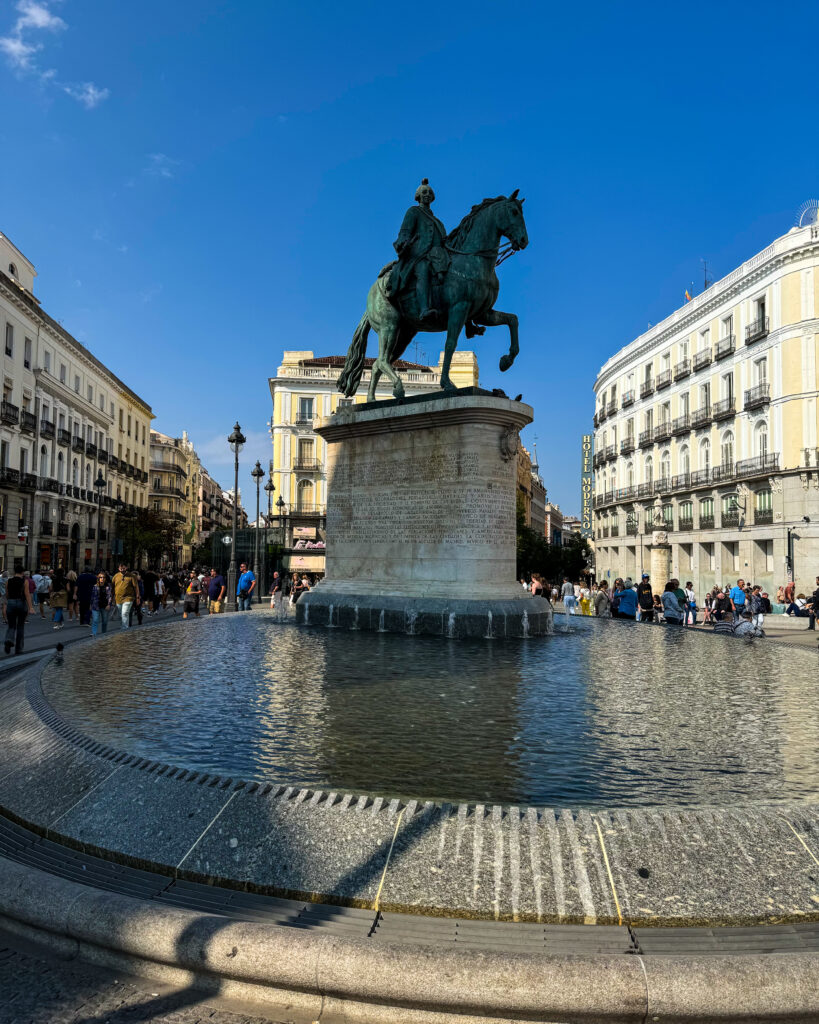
[126,464,135,477]
[39,521,53,535]
[745,316,769,345]
[57,427,71,446]
[72,436,85,453]
[0,467,20,485]
[98,450,108,464]
[674,359,691,381]
[151,461,187,477]
[621,390,635,408]
[715,335,735,360]
[691,406,711,429]
[71,485,82,499]
[86,442,97,458]
[20,410,36,433]
[654,421,672,443]
[626,522,639,536]
[638,429,653,449]
[593,412,600,428]
[744,384,770,410]
[640,380,655,399]
[672,414,690,436]
[20,472,37,490]
[606,401,617,418]
[294,418,315,428]
[620,437,635,455]
[689,469,711,487]
[656,369,672,391]
[289,503,326,517]
[293,460,323,472]
[693,349,712,371]
[637,483,653,498]
[593,452,605,470]
[603,445,616,462]
[736,453,779,478]
[672,472,690,490]
[722,510,739,528]
[679,517,694,531]
[755,508,773,525]
[596,407,607,424]
[39,477,60,493]
[711,463,735,483]
[712,397,736,421]
[57,523,69,538]
[1,401,19,425]
[655,476,672,494]
[700,515,715,529]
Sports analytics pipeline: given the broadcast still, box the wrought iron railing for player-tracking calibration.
[672,415,690,435]
[656,369,672,390]
[712,397,735,420]
[745,317,769,344]
[674,359,691,380]
[693,350,712,371]
[715,335,735,360]
[743,384,770,410]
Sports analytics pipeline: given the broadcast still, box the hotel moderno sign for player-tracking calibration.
[581,434,593,537]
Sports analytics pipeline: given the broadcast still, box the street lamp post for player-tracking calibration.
[93,470,106,569]
[264,477,275,603]
[226,423,246,612]
[251,460,264,604]
[276,495,286,574]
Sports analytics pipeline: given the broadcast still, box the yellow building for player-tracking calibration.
[592,214,819,595]
[268,349,479,575]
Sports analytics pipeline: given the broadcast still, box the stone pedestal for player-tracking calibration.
[650,531,672,586]
[297,388,552,637]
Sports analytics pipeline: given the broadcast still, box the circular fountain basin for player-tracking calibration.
[40,614,819,808]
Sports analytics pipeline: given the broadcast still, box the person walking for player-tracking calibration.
[578,582,591,615]
[593,581,611,617]
[76,564,96,626]
[35,571,50,617]
[684,582,697,625]
[729,578,747,622]
[90,572,113,637]
[207,568,226,614]
[4,565,34,655]
[183,571,201,619]
[112,563,140,629]
[237,562,256,610]
[530,573,544,598]
[50,569,68,629]
[269,571,283,614]
[636,574,654,623]
[65,570,78,622]
[560,577,576,615]
[661,581,685,625]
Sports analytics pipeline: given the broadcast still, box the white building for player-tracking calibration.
[1,232,152,571]
[592,215,819,596]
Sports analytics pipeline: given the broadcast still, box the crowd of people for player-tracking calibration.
[0,560,308,656]
[521,572,819,639]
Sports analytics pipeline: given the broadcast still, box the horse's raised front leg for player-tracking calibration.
[440,302,469,392]
[472,308,519,373]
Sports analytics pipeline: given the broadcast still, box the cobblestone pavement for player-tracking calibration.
[0,934,285,1024]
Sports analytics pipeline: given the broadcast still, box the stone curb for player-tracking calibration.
[2,857,819,1023]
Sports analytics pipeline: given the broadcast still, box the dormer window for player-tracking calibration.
[8,263,16,278]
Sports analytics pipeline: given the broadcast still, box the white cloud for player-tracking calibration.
[144,153,179,179]
[0,1,109,109]
[63,81,109,109]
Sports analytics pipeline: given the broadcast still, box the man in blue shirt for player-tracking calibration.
[236,562,256,611]
[728,578,747,622]
[613,579,637,620]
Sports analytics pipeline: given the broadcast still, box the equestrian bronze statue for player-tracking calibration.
[337,179,528,401]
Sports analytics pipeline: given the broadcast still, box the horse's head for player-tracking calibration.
[497,189,529,251]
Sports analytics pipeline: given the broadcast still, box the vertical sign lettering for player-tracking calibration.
[581,433,593,537]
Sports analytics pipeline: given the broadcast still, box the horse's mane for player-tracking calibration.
[445,196,507,249]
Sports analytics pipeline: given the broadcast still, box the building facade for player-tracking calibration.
[544,502,564,545]
[1,232,152,572]
[592,218,819,596]
[268,349,479,575]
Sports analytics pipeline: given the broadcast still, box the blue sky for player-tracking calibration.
[1,0,817,516]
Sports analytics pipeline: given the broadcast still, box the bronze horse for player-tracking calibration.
[337,192,528,401]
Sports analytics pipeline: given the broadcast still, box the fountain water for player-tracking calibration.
[377,609,386,632]
[327,603,336,627]
[485,610,494,639]
[406,610,418,635]
[352,606,359,630]
[521,610,529,638]
[446,612,456,638]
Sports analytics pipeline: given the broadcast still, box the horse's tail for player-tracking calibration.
[336,313,370,396]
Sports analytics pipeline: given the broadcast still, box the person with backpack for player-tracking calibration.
[4,565,35,655]
[90,572,113,637]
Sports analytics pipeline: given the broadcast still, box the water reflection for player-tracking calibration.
[40,616,819,807]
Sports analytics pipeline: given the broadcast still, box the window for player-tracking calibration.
[74,375,80,393]
[755,295,766,323]
[660,450,671,481]
[4,323,12,357]
[626,461,634,487]
[700,381,711,407]
[644,364,653,383]
[680,391,690,416]
[87,385,93,403]
[59,364,66,383]
[127,414,131,437]
[661,401,671,424]
[721,430,734,466]
[644,409,653,432]
[57,452,64,483]
[679,500,693,521]
[754,357,768,384]
[8,263,16,277]
[119,409,123,429]
[43,350,51,373]
[297,479,314,509]
[663,504,673,528]
[699,327,710,351]
[644,456,653,483]
[721,372,734,401]
[700,438,711,471]
[700,497,714,520]
[337,398,354,409]
[24,337,31,369]
[755,421,768,457]
[39,445,48,477]
[756,489,772,512]
[680,340,689,361]
[661,352,671,371]
[298,397,314,422]
[99,392,105,411]
[721,314,734,338]
[679,446,690,475]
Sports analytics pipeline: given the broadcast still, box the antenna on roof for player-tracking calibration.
[701,258,713,290]
[412,338,428,366]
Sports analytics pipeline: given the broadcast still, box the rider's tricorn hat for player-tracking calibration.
[415,177,435,202]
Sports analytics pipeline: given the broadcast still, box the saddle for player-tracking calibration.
[378,257,485,337]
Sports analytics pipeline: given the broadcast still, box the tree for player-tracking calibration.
[516,499,593,583]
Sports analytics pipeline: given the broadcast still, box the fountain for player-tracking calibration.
[298,389,552,637]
